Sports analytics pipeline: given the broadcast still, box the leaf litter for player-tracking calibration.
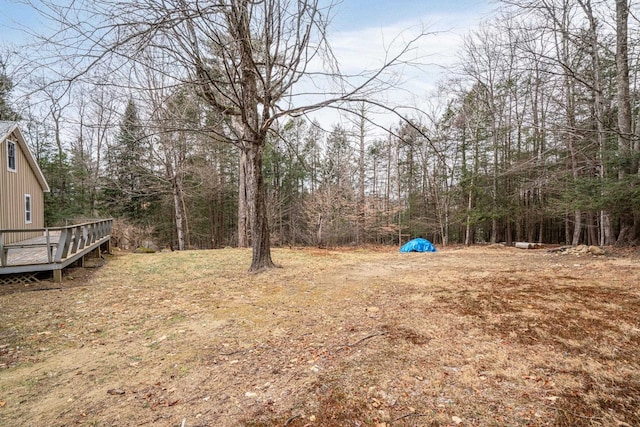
[0,245,639,426]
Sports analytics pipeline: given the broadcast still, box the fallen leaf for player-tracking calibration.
[452,416,463,424]
[0,401,6,407]
[107,389,125,395]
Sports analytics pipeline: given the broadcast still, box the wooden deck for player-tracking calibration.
[1,233,61,266]
[0,219,112,282]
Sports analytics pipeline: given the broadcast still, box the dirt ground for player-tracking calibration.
[0,245,639,427]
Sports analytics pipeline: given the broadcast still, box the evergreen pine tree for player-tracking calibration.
[103,99,158,223]
[0,58,20,121]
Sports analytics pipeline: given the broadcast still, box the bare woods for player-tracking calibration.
[3,0,640,259]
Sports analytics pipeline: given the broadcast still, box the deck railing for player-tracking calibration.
[0,219,113,267]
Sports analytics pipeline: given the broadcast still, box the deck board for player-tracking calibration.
[3,234,61,266]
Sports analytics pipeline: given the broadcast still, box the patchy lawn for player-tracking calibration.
[0,245,639,426]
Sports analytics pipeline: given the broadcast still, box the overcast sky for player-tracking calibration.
[320,0,495,129]
[330,0,491,29]
[1,1,492,36]
[1,0,39,44]
[0,0,494,130]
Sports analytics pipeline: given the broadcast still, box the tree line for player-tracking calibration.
[2,0,639,253]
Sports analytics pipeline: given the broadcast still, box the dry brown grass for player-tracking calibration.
[0,245,639,426]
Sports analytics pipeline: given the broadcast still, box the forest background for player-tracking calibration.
[1,0,640,251]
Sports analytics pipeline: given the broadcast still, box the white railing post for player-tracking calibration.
[45,228,53,263]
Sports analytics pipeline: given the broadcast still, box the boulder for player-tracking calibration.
[588,245,605,256]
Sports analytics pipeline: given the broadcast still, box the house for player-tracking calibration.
[1,122,111,282]
[0,121,50,244]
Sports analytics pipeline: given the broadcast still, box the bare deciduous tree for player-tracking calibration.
[34,0,426,271]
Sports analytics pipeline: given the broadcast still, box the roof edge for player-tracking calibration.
[1,121,51,193]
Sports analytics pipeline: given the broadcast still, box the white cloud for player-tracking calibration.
[301,9,487,133]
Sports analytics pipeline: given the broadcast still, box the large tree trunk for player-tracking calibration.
[490,116,499,244]
[559,3,582,246]
[316,214,324,248]
[357,106,366,245]
[385,135,392,227]
[615,0,636,245]
[616,0,632,179]
[572,210,582,246]
[161,139,187,250]
[465,189,473,246]
[231,0,274,269]
[171,176,186,251]
[581,0,612,246]
[634,109,640,176]
[246,142,275,272]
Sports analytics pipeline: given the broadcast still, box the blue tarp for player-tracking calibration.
[399,238,437,253]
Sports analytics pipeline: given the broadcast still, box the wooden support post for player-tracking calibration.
[0,232,5,267]
[53,269,62,283]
